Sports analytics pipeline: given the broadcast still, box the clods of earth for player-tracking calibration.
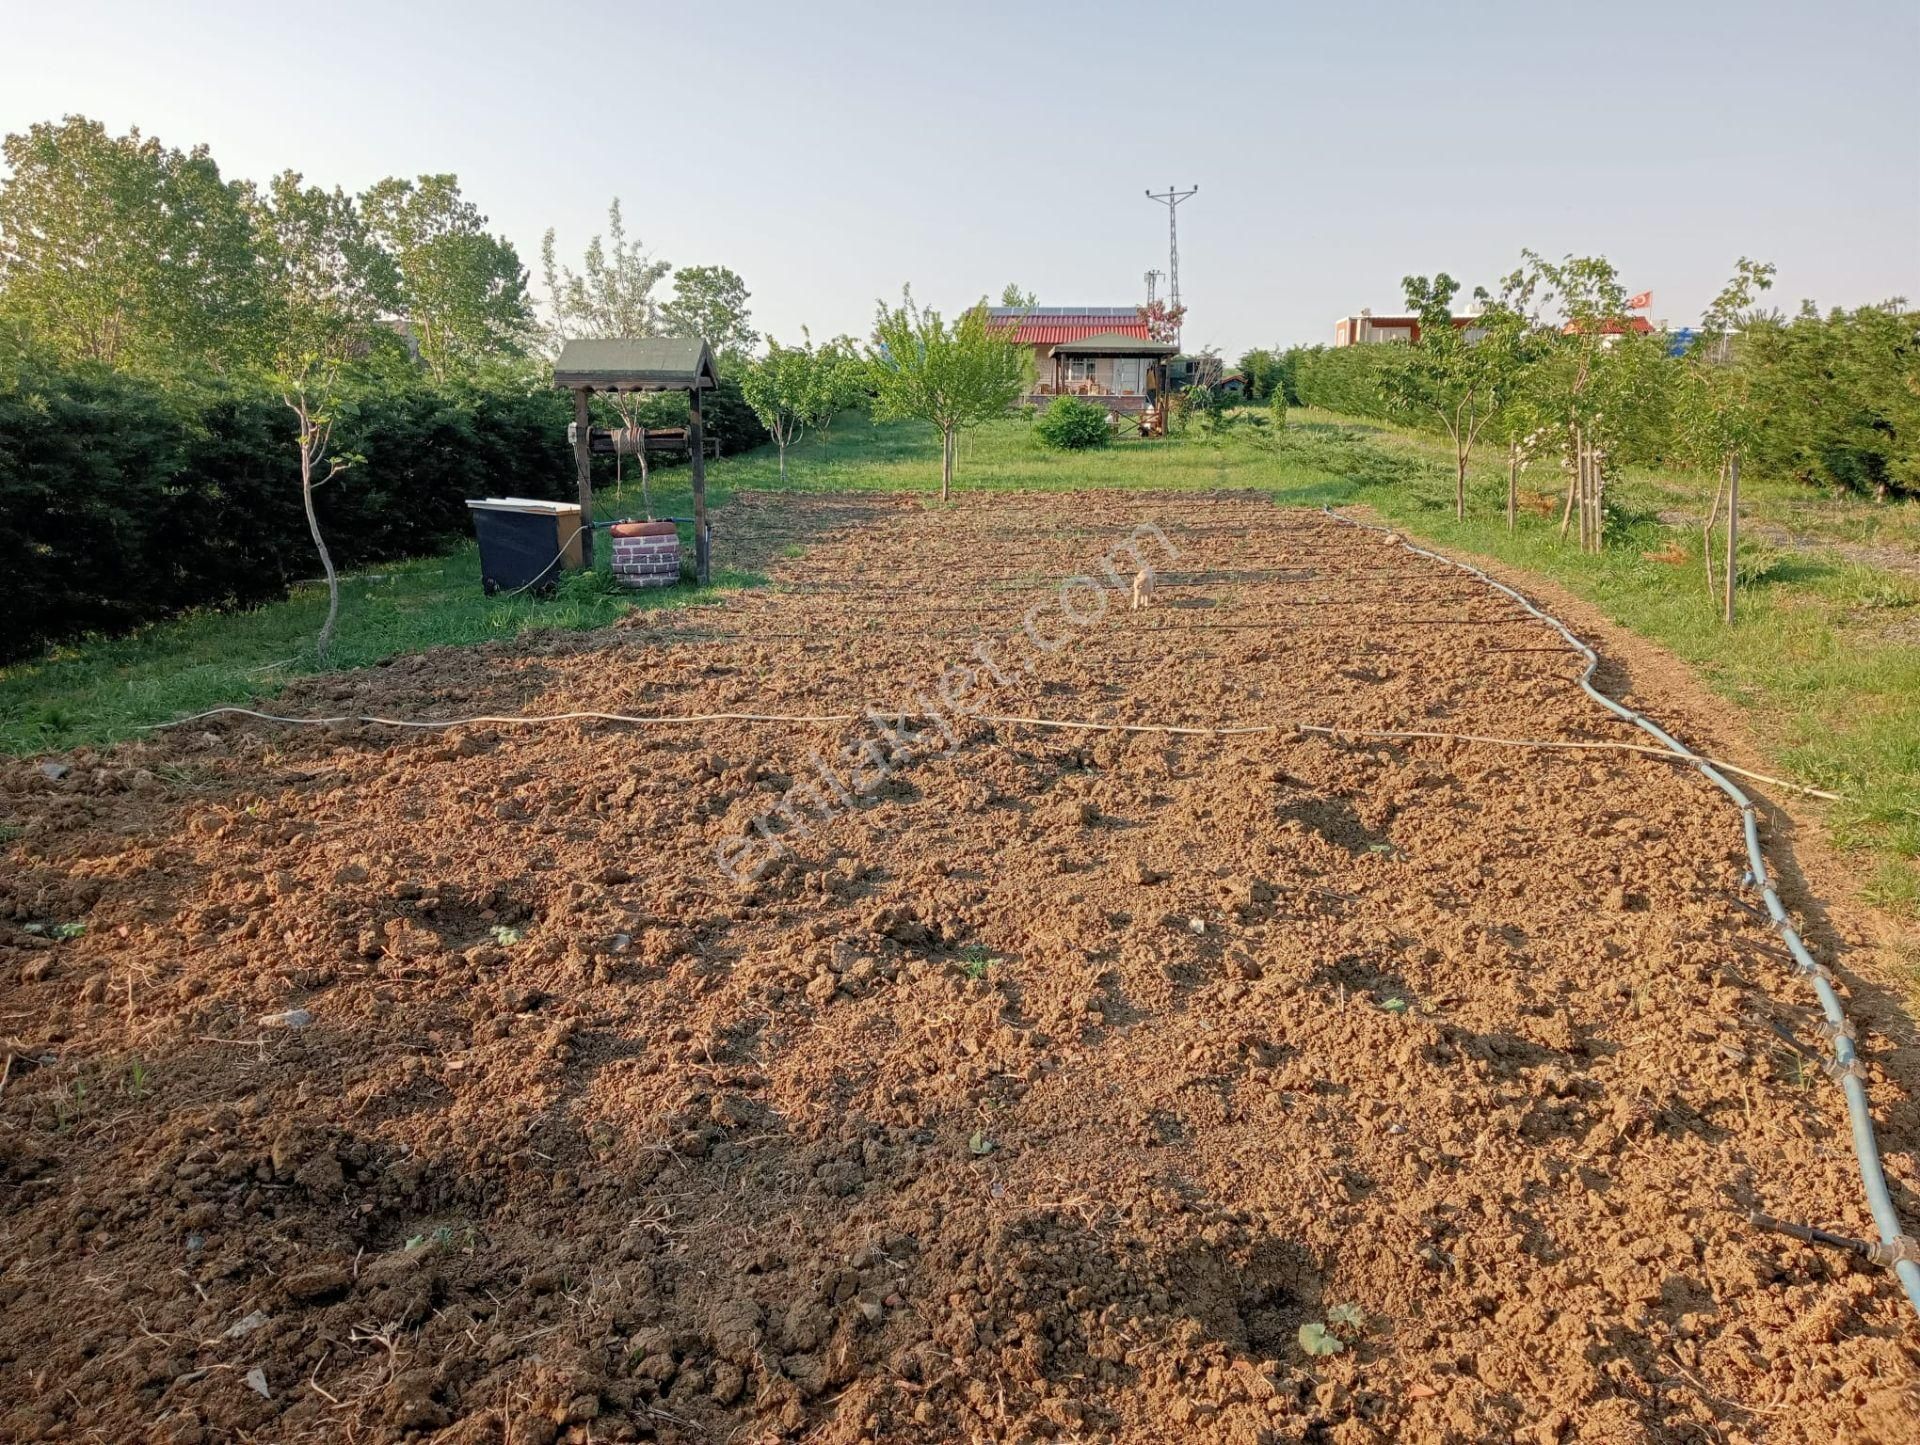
[2,493,1917,1443]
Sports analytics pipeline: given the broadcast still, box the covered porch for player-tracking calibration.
[1028,333,1179,415]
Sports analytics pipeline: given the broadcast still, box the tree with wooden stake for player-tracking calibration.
[1514,252,1666,554]
[252,173,399,660]
[1476,268,1557,532]
[868,289,1030,502]
[1678,258,1776,624]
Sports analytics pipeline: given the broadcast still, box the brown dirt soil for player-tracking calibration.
[3,492,1918,1445]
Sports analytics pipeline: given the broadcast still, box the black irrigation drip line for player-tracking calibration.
[1320,506,1920,1321]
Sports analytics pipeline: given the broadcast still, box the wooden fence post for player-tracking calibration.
[1724,454,1740,625]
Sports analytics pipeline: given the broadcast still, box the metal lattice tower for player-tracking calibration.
[1144,269,1162,306]
[1144,184,1198,313]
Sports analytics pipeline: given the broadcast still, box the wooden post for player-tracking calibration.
[1723,453,1740,625]
[689,384,709,585]
[572,386,594,566]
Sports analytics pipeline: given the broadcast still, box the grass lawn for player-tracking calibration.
[0,475,767,758]
[5,407,1917,921]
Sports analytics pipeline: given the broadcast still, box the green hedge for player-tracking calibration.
[1285,345,1405,422]
[0,347,769,663]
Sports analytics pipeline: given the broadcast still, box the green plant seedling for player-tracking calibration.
[489,925,523,946]
[1298,1321,1344,1357]
[959,943,997,980]
[1327,1302,1366,1330]
[1378,997,1408,1013]
[968,1129,995,1156]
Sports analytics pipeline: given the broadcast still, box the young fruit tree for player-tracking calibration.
[252,172,400,660]
[1471,268,1556,530]
[739,331,854,480]
[811,335,869,443]
[1515,251,1667,553]
[868,290,1030,501]
[1677,258,1776,623]
[1389,272,1529,520]
[542,198,673,493]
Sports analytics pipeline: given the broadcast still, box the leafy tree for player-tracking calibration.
[540,198,670,346]
[1388,273,1531,520]
[868,289,1030,501]
[361,174,531,383]
[1237,347,1282,402]
[1512,251,1668,552]
[0,116,259,374]
[999,284,1037,309]
[810,334,869,442]
[1136,299,1186,343]
[1483,349,1555,532]
[252,173,400,659]
[662,264,758,359]
[1673,258,1775,621]
[739,330,853,479]
[541,198,674,474]
[1743,299,1918,499]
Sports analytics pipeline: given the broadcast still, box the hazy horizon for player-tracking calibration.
[4,0,1916,357]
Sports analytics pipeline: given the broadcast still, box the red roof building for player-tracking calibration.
[984,308,1172,416]
[1561,316,1657,336]
[986,306,1152,346]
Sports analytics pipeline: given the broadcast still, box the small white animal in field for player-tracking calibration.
[1131,567,1156,611]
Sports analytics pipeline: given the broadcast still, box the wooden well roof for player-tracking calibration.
[552,337,718,391]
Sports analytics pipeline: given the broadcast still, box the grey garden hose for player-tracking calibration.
[1323,506,1920,1321]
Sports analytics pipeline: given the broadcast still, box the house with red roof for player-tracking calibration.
[1561,315,1658,347]
[985,306,1177,415]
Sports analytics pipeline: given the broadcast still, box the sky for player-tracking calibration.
[3,0,1917,357]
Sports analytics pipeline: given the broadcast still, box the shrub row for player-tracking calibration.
[0,347,768,663]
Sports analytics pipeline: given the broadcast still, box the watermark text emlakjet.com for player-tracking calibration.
[715,522,1176,885]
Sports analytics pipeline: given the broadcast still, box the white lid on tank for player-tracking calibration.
[465,497,582,514]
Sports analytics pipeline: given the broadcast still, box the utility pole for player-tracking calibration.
[1144,269,1162,307]
[1144,183,1198,314]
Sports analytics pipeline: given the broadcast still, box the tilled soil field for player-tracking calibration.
[3,492,1918,1444]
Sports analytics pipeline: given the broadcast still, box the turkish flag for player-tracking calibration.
[1627,290,1652,310]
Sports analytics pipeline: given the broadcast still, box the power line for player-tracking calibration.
[1143,184,1199,321]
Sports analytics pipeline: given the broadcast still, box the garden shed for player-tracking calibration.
[552,337,719,582]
